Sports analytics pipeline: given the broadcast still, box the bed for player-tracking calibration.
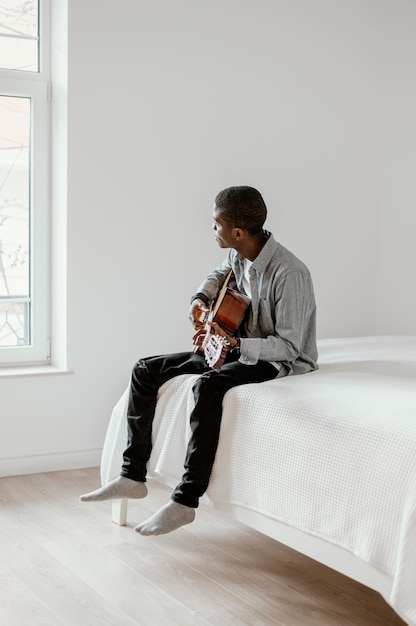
[100,335,416,626]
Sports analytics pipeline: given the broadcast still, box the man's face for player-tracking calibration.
[212,205,235,248]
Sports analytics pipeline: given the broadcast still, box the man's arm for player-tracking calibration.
[193,258,232,304]
[188,256,232,329]
[239,270,317,368]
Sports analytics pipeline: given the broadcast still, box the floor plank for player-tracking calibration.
[0,564,67,626]
[0,468,407,626]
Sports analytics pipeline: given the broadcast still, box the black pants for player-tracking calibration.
[121,351,279,508]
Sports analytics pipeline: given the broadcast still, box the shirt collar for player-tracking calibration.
[239,230,278,274]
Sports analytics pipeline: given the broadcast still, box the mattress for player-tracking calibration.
[101,336,416,625]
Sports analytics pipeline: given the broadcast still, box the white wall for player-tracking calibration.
[375,0,416,334]
[1,0,415,476]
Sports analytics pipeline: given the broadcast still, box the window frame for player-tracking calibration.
[0,0,51,367]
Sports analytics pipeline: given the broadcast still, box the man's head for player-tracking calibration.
[214,186,267,238]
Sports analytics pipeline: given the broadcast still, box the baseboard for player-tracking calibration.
[0,448,102,477]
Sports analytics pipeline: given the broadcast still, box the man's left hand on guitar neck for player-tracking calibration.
[189,297,210,331]
[192,321,238,352]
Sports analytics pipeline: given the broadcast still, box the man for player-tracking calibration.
[80,186,318,535]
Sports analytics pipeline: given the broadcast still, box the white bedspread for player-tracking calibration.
[101,336,416,625]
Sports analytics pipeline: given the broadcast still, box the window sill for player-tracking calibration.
[0,364,73,378]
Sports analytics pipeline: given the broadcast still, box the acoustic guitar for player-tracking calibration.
[195,271,250,370]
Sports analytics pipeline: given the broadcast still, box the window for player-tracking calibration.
[0,1,50,366]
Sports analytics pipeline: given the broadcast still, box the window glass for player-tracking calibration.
[0,0,49,366]
[0,95,30,347]
[0,0,39,72]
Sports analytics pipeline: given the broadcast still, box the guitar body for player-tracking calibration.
[212,288,250,335]
[197,283,250,370]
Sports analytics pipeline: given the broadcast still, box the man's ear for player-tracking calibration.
[233,227,244,240]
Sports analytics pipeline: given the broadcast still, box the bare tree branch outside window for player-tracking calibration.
[0,0,38,72]
[0,1,37,347]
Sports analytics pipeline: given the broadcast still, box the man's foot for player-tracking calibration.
[134,500,195,536]
[79,476,148,502]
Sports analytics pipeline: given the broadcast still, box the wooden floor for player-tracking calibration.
[0,468,407,626]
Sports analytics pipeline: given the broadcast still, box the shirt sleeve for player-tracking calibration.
[194,255,232,303]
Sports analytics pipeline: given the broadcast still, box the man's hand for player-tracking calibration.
[189,298,209,330]
[206,322,238,349]
[192,327,207,349]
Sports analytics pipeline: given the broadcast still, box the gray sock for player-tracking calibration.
[79,476,147,502]
[134,500,195,536]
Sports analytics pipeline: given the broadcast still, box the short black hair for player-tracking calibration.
[214,186,267,237]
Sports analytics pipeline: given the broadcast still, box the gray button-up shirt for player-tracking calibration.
[196,232,318,375]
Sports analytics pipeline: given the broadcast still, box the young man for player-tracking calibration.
[80,186,318,535]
